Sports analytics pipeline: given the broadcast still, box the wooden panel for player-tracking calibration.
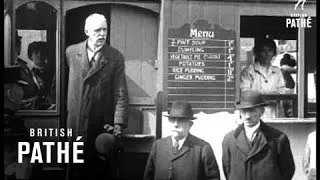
[171,1,189,28]
[111,5,126,53]
[111,5,158,103]
[188,1,204,25]
[220,5,236,30]
[203,1,220,26]
[141,11,158,97]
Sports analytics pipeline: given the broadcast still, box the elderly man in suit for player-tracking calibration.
[144,101,220,180]
[222,91,295,180]
[65,13,129,179]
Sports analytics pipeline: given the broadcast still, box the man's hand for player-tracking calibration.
[113,124,124,138]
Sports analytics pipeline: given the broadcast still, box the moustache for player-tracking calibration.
[172,129,182,133]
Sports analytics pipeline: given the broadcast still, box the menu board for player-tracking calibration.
[168,20,236,113]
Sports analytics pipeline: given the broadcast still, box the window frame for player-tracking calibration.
[12,0,61,116]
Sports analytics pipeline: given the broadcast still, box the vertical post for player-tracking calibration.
[60,0,66,130]
[235,8,240,104]
[297,26,305,118]
[4,9,11,66]
[157,0,170,109]
[156,91,164,139]
[11,0,16,66]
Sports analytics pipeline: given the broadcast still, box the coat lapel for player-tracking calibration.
[235,125,251,156]
[246,122,268,161]
[247,130,267,161]
[77,40,91,80]
[164,137,175,160]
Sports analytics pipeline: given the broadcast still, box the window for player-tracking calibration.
[240,16,300,118]
[14,1,59,114]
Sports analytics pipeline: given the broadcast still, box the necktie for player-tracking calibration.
[90,51,101,69]
[90,52,96,67]
[251,131,259,147]
[173,139,179,155]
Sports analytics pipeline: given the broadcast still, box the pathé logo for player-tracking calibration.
[286,0,312,28]
[294,0,306,10]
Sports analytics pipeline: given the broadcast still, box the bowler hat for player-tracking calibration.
[95,133,115,155]
[235,91,269,109]
[164,101,196,120]
[4,66,28,86]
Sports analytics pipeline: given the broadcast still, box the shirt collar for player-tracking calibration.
[254,62,277,74]
[244,120,261,135]
[171,134,188,150]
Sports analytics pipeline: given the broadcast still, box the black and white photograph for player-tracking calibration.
[3,0,317,180]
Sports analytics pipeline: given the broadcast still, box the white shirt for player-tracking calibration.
[87,40,103,62]
[244,120,261,142]
[172,135,187,150]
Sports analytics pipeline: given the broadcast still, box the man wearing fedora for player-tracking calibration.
[144,101,220,180]
[222,91,295,180]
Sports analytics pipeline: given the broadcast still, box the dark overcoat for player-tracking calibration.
[65,40,128,178]
[222,121,295,180]
[144,134,220,180]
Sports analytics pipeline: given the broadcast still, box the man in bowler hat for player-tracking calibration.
[222,91,295,180]
[144,101,220,180]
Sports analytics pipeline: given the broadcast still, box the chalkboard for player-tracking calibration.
[167,20,236,113]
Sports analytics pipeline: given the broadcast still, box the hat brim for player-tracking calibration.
[234,102,269,110]
[164,115,197,120]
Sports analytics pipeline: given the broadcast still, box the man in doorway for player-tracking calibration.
[222,90,295,180]
[65,13,129,179]
[144,101,220,180]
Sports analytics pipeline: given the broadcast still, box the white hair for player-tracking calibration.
[84,13,107,31]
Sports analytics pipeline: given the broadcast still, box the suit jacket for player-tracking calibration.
[144,134,220,180]
[65,40,128,178]
[222,121,295,180]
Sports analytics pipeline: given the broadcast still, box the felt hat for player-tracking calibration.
[235,91,269,109]
[164,101,196,120]
[95,133,115,155]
